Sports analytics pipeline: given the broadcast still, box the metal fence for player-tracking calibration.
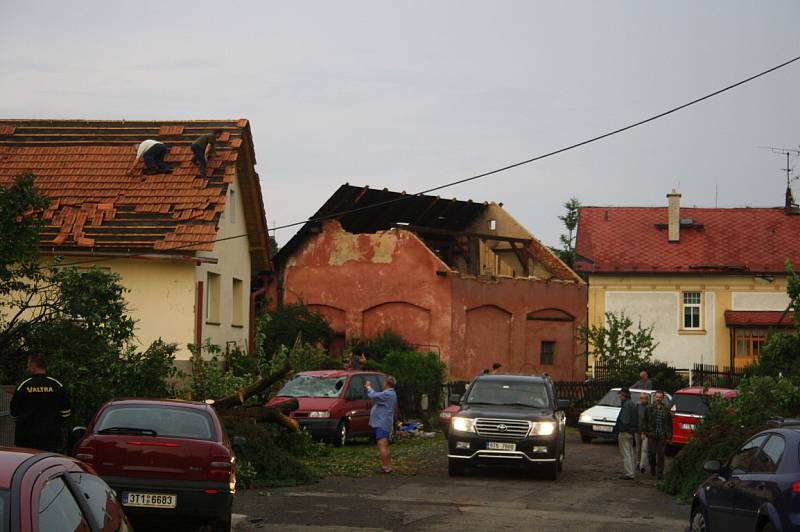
[691,363,746,389]
[0,385,14,446]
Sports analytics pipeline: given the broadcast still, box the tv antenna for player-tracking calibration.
[759,146,800,187]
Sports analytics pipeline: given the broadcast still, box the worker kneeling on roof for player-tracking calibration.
[191,130,222,177]
[129,139,171,175]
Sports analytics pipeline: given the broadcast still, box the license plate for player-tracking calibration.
[486,442,516,451]
[593,424,614,433]
[681,423,696,431]
[121,492,177,509]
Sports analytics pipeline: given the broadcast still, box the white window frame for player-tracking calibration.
[206,272,221,324]
[681,291,702,330]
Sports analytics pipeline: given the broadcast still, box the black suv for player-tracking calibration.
[446,374,568,480]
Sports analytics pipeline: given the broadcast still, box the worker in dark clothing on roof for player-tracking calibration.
[10,353,71,453]
[191,129,223,177]
[128,139,171,175]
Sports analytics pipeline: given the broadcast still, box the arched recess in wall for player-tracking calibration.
[362,301,431,346]
[464,304,512,377]
[526,307,577,380]
[306,304,347,357]
[526,308,576,322]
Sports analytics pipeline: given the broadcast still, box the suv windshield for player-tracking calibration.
[465,380,550,408]
[278,375,346,398]
[96,405,215,440]
[674,394,709,415]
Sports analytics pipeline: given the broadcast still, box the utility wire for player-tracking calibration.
[52,53,800,268]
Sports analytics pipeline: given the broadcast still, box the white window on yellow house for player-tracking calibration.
[735,328,768,358]
[206,272,221,324]
[682,292,702,329]
[232,278,243,327]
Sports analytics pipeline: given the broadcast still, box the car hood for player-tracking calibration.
[581,405,620,423]
[266,396,341,411]
[456,404,554,421]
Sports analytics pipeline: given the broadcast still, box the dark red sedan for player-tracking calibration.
[0,447,132,531]
[72,398,236,532]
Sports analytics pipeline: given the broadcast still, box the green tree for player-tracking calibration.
[256,304,333,363]
[579,312,658,383]
[551,197,581,267]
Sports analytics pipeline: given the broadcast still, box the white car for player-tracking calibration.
[577,388,672,443]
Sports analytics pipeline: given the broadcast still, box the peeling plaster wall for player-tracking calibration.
[451,276,587,381]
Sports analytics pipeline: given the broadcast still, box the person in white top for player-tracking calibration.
[128,140,171,175]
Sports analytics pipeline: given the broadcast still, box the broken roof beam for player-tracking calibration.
[403,224,532,245]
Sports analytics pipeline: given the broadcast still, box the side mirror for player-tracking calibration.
[72,426,87,440]
[703,459,722,473]
[448,393,462,405]
[557,399,570,410]
[232,436,247,453]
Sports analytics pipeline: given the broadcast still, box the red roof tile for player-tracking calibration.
[724,310,794,327]
[0,120,271,271]
[575,206,800,274]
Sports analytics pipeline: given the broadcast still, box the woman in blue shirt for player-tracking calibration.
[365,376,397,473]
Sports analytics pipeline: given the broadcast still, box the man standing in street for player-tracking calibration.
[632,370,653,390]
[614,387,638,480]
[365,376,398,474]
[643,390,672,480]
[191,129,223,177]
[636,392,650,473]
[10,354,71,453]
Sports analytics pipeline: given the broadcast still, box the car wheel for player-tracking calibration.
[543,460,559,481]
[558,449,565,472]
[665,444,679,457]
[334,420,348,447]
[448,458,466,476]
[212,513,232,532]
[689,507,707,532]
[580,434,592,444]
[761,522,776,532]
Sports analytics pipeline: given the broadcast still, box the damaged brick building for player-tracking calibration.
[275,185,587,380]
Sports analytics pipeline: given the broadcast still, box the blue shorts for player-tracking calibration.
[374,428,390,441]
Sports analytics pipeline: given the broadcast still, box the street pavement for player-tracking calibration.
[232,430,689,531]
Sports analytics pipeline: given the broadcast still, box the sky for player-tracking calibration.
[1,1,799,249]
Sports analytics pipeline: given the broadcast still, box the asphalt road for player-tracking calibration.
[231,430,689,531]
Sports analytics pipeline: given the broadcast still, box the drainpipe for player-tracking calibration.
[195,281,204,357]
[248,274,273,354]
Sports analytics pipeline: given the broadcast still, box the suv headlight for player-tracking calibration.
[308,411,330,418]
[579,413,593,424]
[529,421,556,436]
[451,417,476,433]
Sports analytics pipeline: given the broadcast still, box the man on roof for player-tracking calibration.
[191,129,223,177]
[129,139,172,175]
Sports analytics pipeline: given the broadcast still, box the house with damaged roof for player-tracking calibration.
[275,184,587,381]
[575,189,800,370]
[0,119,272,368]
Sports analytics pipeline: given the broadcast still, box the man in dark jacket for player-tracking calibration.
[614,387,638,479]
[10,354,71,452]
[642,390,672,479]
[190,130,223,177]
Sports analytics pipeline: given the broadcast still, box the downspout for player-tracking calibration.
[249,276,272,354]
[196,281,204,357]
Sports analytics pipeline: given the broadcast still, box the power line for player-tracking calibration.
[51,52,800,268]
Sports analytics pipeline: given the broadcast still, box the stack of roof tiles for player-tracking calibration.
[575,206,800,274]
[0,119,259,256]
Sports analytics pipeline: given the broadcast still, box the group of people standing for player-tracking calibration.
[615,370,673,480]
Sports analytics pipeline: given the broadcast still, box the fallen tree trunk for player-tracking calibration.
[217,398,301,433]
[213,362,292,409]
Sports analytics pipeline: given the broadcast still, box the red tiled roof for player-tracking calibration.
[575,206,800,274]
[0,120,271,271]
[724,310,795,327]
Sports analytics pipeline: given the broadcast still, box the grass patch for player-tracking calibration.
[302,433,447,478]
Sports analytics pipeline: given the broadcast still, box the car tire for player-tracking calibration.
[689,506,707,532]
[212,513,232,532]
[580,434,592,444]
[543,460,559,481]
[761,523,776,532]
[334,420,348,447]
[448,458,466,476]
[665,444,679,457]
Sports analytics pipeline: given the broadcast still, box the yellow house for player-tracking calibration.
[0,119,272,369]
[575,190,799,369]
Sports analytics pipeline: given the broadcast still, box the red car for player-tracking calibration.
[72,398,236,531]
[267,370,394,446]
[670,387,738,446]
[0,447,132,531]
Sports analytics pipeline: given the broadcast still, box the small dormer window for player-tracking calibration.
[489,219,497,231]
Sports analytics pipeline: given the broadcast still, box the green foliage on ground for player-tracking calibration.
[662,376,800,502]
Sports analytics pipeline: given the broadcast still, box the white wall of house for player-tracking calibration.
[731,291,790,311]
[195,174,252,357]
[604,291,715,369]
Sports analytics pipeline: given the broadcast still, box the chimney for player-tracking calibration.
[667,189,681,242]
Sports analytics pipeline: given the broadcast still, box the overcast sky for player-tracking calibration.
[1,1,799,248]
